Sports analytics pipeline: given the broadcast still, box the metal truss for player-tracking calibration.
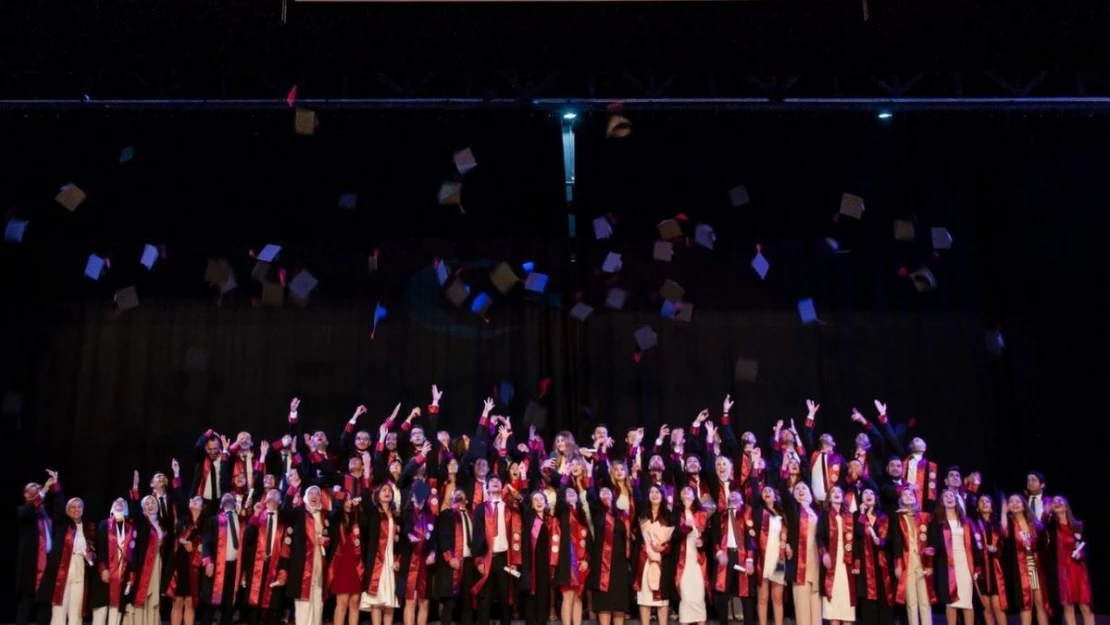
[3,70,1110,110]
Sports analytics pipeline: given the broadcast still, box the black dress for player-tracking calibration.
[589,504,632,613]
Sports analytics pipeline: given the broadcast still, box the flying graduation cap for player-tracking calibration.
[371,302,387,339]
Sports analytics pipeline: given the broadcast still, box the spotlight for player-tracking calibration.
[877,111,893,120]
[563,112,578,120]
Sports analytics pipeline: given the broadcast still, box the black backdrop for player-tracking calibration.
[1,108,1105,610]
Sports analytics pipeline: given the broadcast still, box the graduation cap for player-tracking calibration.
[438,181,463,208]
[113,286,138,312]
[653,241,674,262]
[498,380,515,405]
[412,480,432,504]
[657,219,682,240]
[470,292,493,317]
[605,288,628,310]
[4,217,27,242]
[288,270,319,301]
[660,300,678,319]
[735,357,759,383]
[593,216,613,240]
[261,280,284,306]
[140,244,159,270]
[453,148,478,175]
[85,254,106,281]
[601,252,622,273]
[985,329,1005,356]
[524,272,548,293]
[434,260,450,286]
[751,251,770,280]
[569,302,594,321]
[824,238,845,254]
[251,261,271,283]
[797,298,818,324]
[659,279,685,303]
[294,109,318,135]
[729,185,750,208]
[445,280,469,308]
[55,184,87,212]
[606,114,632,138]
[910,267,936,293]
[675,302,694,322]
[634,326,658,352]
[930,227,953,250]
[257,244,282,263]
[522,261,535,273]
[694,224,715,250]
[219,271,238,295]
[372,302,387,339]
[839,193,865,220]
[338,193,358,210]
[489,263,520,294]
[893,220,916,242]
[524,400,548,430]
[205,258,230,286]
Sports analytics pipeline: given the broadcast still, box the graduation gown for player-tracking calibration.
[519,507,551,597]
[854,509,893,606]
[969,517,1007,606]
[930,515,974,606]
[1000,516,1050,614]
[240,510,289,609]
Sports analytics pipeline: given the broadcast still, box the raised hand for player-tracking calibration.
[171,458,181,475]
[705,422,719,443]
[406,407,421,423]
[529,425,539,442]
[431,384,443,405]
[258,441,269,457]
[482,398,495,416]
[420,441,432,456]
[387,402,402,424]
[290,397,300,412]
[658,424,671,440]
[695,409,710,424]
[774,420,783,431]
[806,399,820,417]
[133,470,140,489]
[873,399,887,415]
[353,405,367,420]
[723,394,734,414]
[851,408,866,425]
[220,434,231,450]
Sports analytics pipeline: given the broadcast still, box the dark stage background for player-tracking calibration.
[1,108,1105,609]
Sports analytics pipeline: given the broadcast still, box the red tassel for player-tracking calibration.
[278,269,287,286]
[249,249,256,258]
[103,258,111,268]
[755,243,762,253]
[897,267,909,278]
[286,85,298,108]
[538,377,552,399]
[632,352,642,364]
[674,213,689,222]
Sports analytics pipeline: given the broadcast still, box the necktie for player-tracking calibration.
[227,512,238,550]
[821,453,829,489]
[210,460,220,499]
[160,496,168,520]
[265,512,275,558]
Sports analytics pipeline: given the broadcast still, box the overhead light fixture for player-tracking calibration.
[562,112,578,120]
[877,111,893,120]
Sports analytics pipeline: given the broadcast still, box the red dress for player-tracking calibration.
[329,523,364,596]
[1054,523,1091,605]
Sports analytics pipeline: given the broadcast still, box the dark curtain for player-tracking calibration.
[570,110,1107,604]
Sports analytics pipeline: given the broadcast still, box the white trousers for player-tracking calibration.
[792,581,822,625]
[294,586,324,625]
[905,561,933,625]
[50,580,84,625]
[92,605,134,625]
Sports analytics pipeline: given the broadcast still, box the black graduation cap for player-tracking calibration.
[523,401,548,431]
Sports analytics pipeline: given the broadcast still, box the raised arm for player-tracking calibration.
[872,399,906,458]
[801,400,819,451]
[339,404,369,455]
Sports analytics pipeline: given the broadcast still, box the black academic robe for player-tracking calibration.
[518,506,550,596]
[191,430,232,501]
[17,485,60,596]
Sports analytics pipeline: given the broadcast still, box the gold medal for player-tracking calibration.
[284,537,292,545]
[513,532,521,540]
[513,544,521,551]
[845,543,852,552]
[551,546,560,554]
[919,524,927,532]
[581,529,588,538]
[579,540,587,549]
[919,533,927,542]
[928,482,936,491]
[286,527,294,535]
[928,471,936,479]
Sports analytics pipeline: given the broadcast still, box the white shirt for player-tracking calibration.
[73,525,87,557]
[492,500,508,553]
[225,512,239,562]
[906,454,922,486]
[727,510,738,550]
[812,453,828,502]
[461,511,473,558]
[1029,494,1044,519]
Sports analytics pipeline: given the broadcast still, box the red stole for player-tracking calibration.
[101,518,134,608]
[1005,520,1049,613]
[471,480,486,508]
[232,455,252,486]
[675,511,709,593]
[904,456,938,504]
[166,523,202,600]
[716,479,733,512]
[596,510,630,592]
[404,511,433,600]
[194,458,214,497]
[50,524,87,606]
[632,511,670,600]
[792,509,814,584]
[343,474,370,500]
[446,511,466,595]
[547,515,562,577]
[895,512,936,605]
[35,507,52,590]
[207,514,244,606]
[527,516,545,595]
[970,519,1007,610]
[132,523,162,606]
[248,513,288,608]
[941,517,974,603]
[714,508,751,596]
[471,501,523,602]
[859,512,891,604]
[566,509,589,587]
[366,512,396,596]
[810,451,842,493]
[298,510,328,600]
[687,475,710,501]
[821,510,855,606]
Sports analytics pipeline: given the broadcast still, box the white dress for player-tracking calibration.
[362,515,399,608]
[637,561,669,607]
[949,520,973,609]
[678,514,706,623]
[821,515,855,621]
[762,515,786,585]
